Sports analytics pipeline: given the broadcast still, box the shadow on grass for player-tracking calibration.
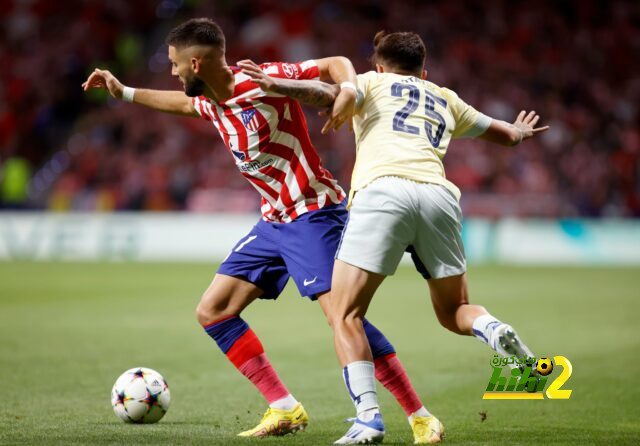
[91,421,217,426]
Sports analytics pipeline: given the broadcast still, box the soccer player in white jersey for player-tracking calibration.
[323,31,549,444]
[83,19,434,439]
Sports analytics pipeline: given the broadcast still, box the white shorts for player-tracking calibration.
[337,177,466,279]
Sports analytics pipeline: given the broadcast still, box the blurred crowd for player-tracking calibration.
[1,0,638,217]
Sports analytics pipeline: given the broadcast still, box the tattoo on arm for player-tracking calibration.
[272,79,339,107]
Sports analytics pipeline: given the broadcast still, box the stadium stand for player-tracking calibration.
[1,0,638,217]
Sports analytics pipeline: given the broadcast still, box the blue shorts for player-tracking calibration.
[217,203,348,300]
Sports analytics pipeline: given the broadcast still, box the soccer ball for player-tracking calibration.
[536,358,553,376]
[111,367,171,423]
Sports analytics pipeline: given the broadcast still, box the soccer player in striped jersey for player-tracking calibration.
[83,18,430,439]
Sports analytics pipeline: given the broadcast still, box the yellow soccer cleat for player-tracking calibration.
[237,403,308,437]
[411,415,445,444]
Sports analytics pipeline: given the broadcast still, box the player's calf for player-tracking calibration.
[427,274,536,364]
[363,319,431,423]
[203,316,293,402]
[197,275,307,437]
[202,315,305,435]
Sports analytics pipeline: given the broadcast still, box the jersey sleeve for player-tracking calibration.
[191,95,214,121]
[443,88,492,138]
[355,71,377,110]
[261,60,320,80]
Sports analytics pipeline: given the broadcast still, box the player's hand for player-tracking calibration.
[513,110,549,141]
[82,69,124,99]
[321,88,356,134]
[237,59,278,92]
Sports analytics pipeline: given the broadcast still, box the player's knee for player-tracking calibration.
[195,302,213,326]
[335,313,362,331]
[318,304,335,328]
[196,304,238,326]
[325,314,335,328]
[195,294,231,326]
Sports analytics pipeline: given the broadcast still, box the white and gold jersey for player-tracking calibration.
[350,71,491,204]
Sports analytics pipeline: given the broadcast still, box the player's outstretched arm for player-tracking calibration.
[237,60,339,107]
[480,110,549,146]
[82,69,198,117]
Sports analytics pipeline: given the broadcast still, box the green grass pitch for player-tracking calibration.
[1,262,639,445]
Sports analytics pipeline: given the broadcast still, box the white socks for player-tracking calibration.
[269,393,298,410]
[343,361,379,416]
[472,314,504,349]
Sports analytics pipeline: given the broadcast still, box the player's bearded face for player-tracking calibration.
[183,72,205,97]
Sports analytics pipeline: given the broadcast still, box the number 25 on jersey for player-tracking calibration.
[391,82,447,147]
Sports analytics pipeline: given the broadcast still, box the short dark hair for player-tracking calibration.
[166,18,225,50]
[372,31,426,74]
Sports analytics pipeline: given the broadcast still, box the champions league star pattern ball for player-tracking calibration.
[111,367,171,423]
[536,358,554,376]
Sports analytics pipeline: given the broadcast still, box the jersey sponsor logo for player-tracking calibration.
[229,142,246,160]
[240,108,260,131]
[231,149,246,160]
[282,63,296,78]
[238,158,274,173]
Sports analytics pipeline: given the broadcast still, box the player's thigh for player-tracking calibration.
[427,272,470,314]
[197,273,264,324]
[412,184,466,279]
[337,178,416,277]
[279,204,348,299]
[330,259,386,320]
[217,221,290,301]
[197,223,288,325]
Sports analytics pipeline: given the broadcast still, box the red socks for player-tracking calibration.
[238,352,290,403]
[374,353,423,416]
[204,317,289,404]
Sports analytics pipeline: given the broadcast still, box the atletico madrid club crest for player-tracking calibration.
[241,109,260,132]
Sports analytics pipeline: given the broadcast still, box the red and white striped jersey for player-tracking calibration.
[192,60,345,223]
